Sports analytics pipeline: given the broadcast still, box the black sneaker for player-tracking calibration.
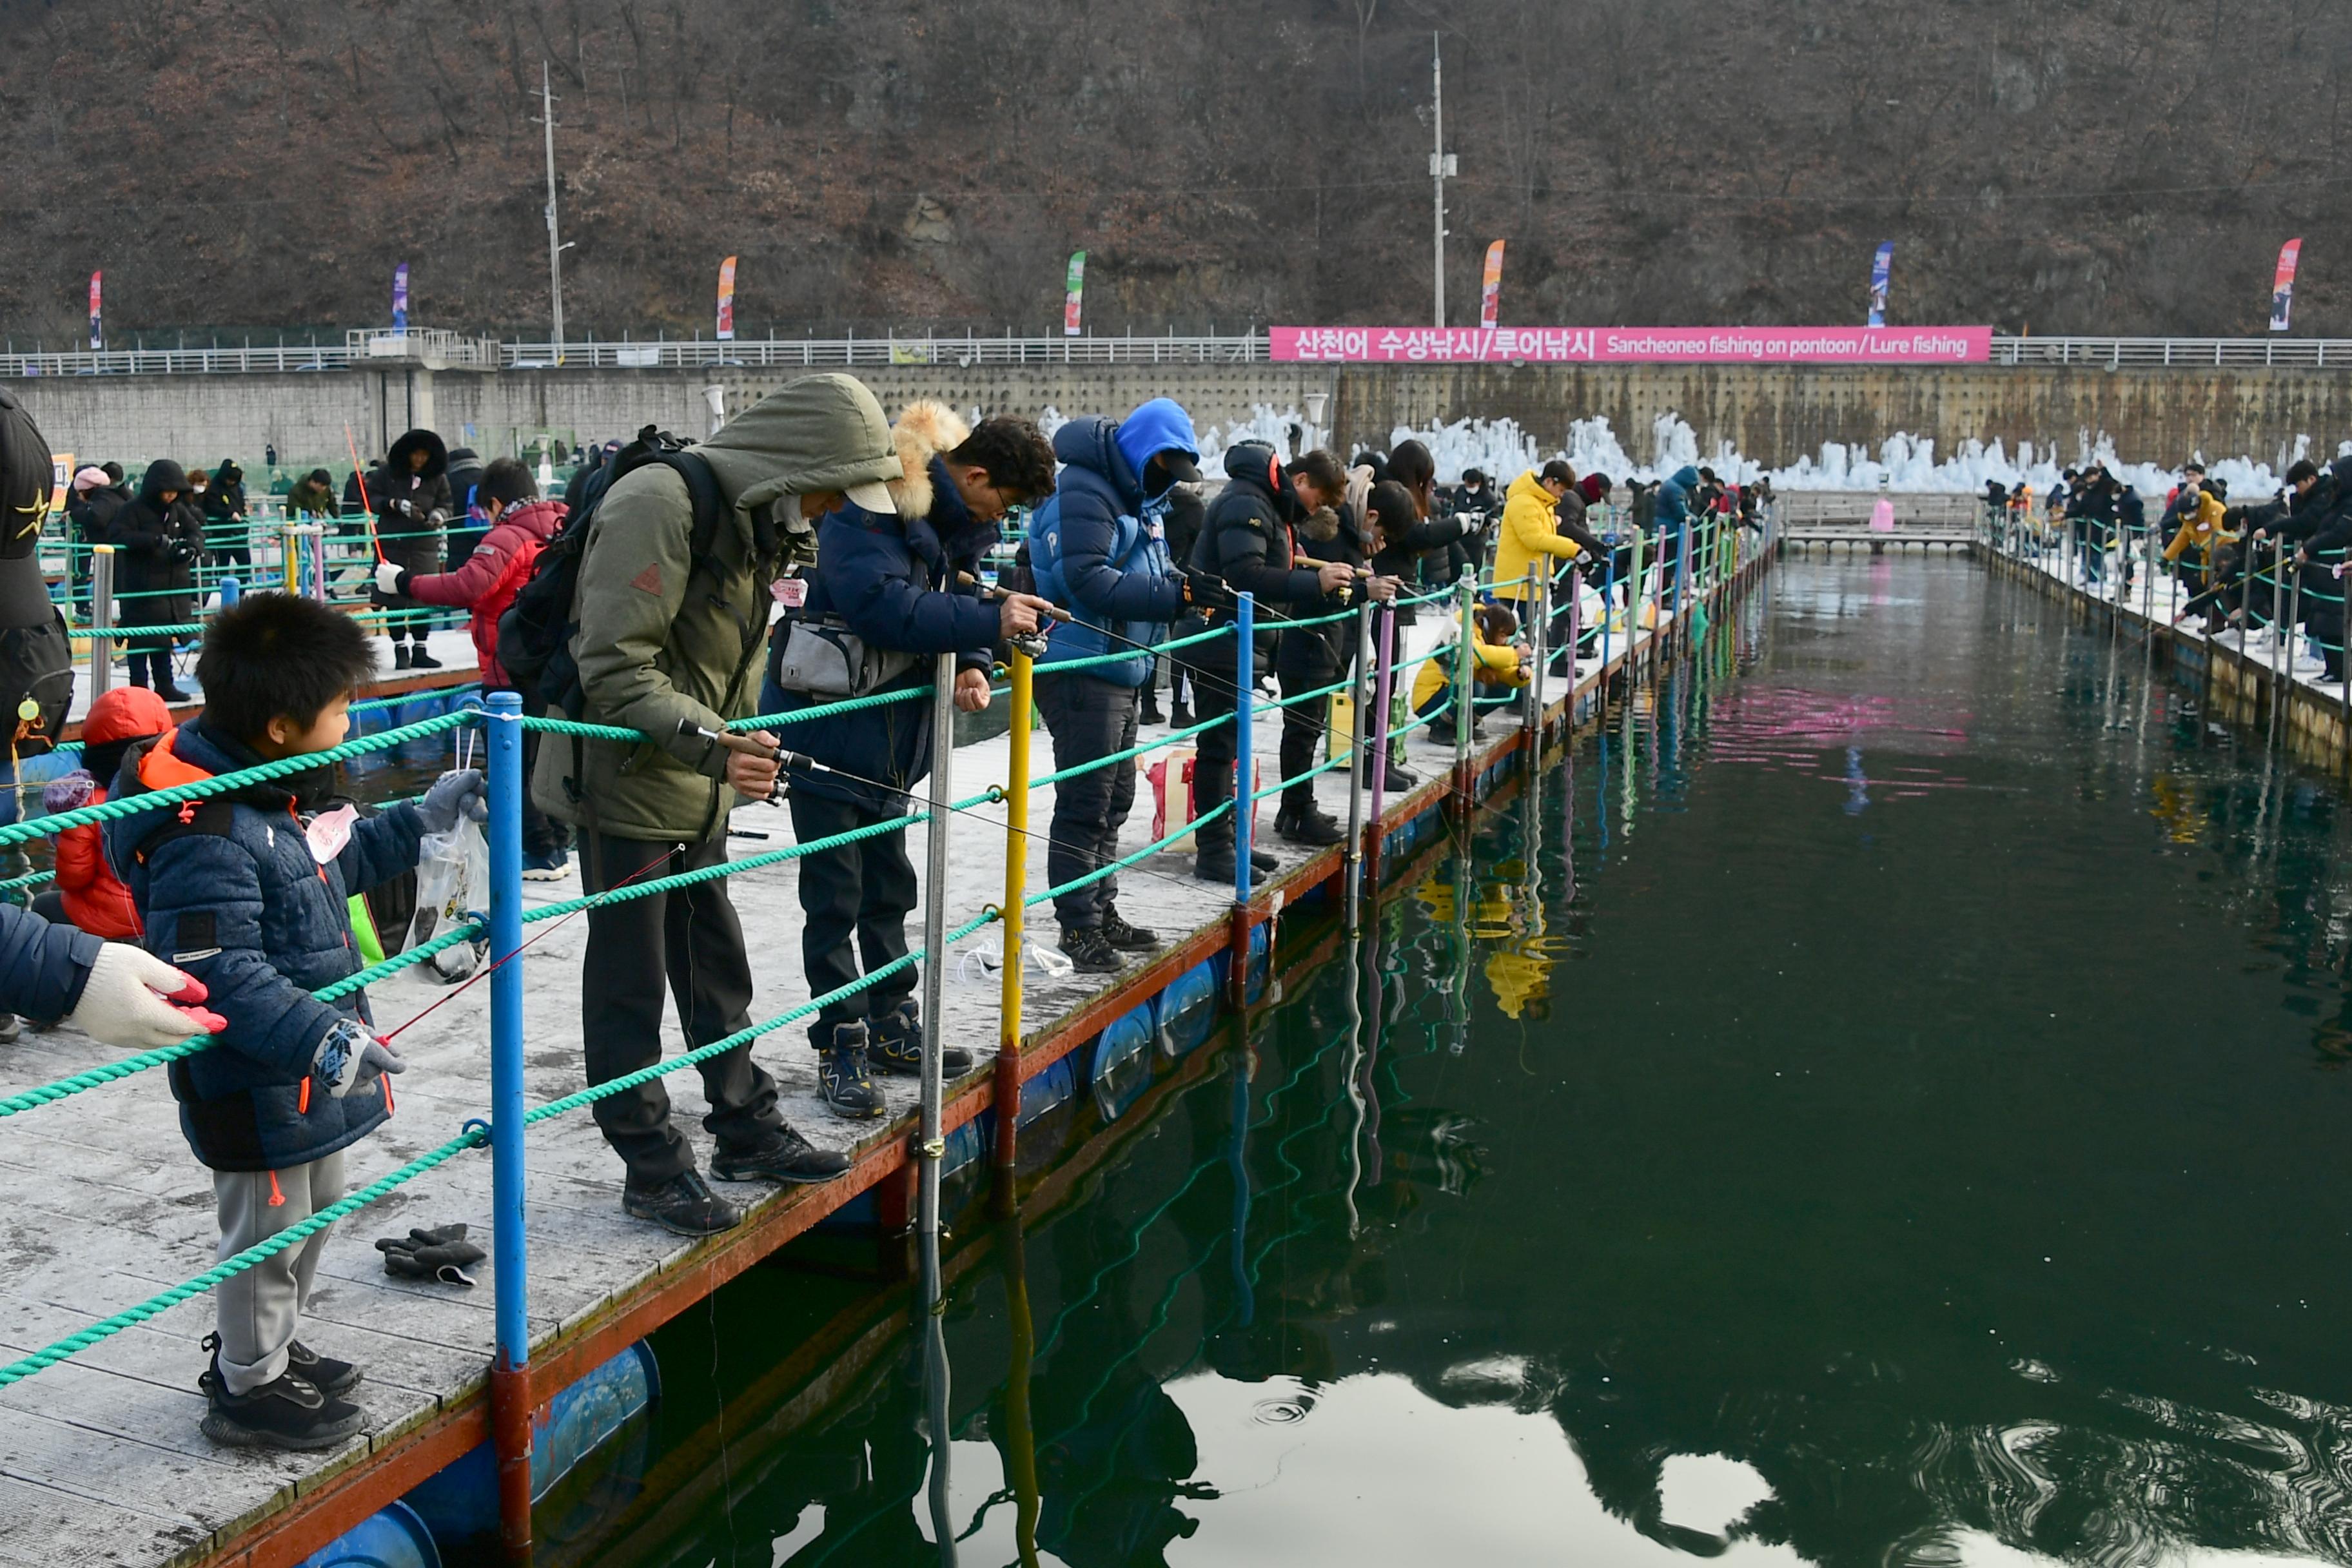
[868,999,975,1078]
[1170,703,1194,729]
[1059,925,1122,974]
[408,647,443,669]
[818,1023,887,1120]
[712,1125,853,1184]
[1277,806,1344,847]
[1139,698,1166,725]
[391,642,411,671]
[621,1168,743,1236]
[199,1362,366,1451]
[283,1338,362,1398]
[1099,907,1161,951]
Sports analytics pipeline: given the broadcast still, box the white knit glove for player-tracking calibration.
[69,946,224,1052]
[313,1017,406,1099]
[375,560,409,596]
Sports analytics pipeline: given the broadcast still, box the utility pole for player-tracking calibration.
[538,61,567,362]
[1429,33,1455,328]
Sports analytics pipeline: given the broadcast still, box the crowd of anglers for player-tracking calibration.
[0,375,1772,1453]
[1984,455,2352,678]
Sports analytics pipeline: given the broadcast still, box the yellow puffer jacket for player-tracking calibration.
[1411,630,1528,712]
[2162,489,2233,565]
[1493,470,1582,602]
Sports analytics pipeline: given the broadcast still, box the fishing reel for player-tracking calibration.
[1008,629,1053,662]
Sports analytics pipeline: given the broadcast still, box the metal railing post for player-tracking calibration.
[1233,592,1255,908]
[1452,575,1475,807]
[1366,604,1397,881]
[484,692,532,1563]
[994,647,1032,1193]
[1344,601,1371,934]
[88,545,115,696]
[919,651,955,1240]
[1524,564,1545,741]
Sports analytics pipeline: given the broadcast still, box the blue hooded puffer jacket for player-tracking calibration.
[1028,402,1195,687]
[102,718,427,1171]
[1653,466,1700,535]
[763,456,1002,812]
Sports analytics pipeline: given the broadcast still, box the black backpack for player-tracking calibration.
[496,425,727,718]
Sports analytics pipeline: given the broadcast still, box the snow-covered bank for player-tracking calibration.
[1162,402,2352,498]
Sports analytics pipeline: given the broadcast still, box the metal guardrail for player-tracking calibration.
[8,331,2351,378]
[1985,336,2352,368]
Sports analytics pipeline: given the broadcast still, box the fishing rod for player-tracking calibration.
[682,719,1290,909]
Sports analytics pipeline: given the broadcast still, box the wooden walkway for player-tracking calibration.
[0,542,1778,1567]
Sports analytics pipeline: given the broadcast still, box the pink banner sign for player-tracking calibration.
[1271,325,1993,364]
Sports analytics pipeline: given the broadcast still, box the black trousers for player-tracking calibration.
[1036,674,1139,930]
[1276,631,1343,818]
[1186,654,1241,849]
[580,830,779,1184]
[786,790,919,1049]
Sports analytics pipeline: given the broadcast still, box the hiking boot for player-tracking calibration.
[1277,803,1345,847]
[1059,925,1123,974]
[1195,839,1269,887]
[622,1168,742,1236]
[1170,701,1194,729]
[1426,718,1458,747]
[391,642,411,671]
[868,999,974,1078]
[199,1361,366,1452]
[1099,906,1161,951]
[818,1023,887,1120]
[1139,696,1166,725]
[282,1338,362,1398]
[520,847,571,881]
[1382,761,1415,792]
[712,1125,853,1184]
[408,646,443,670]
[1250,845,1278,872]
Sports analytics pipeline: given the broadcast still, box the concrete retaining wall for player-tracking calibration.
[20,360,2352,475]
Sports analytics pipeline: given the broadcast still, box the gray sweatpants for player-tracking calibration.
[213,1151,346,1395]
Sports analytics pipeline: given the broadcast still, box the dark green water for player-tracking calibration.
[591,556,2352,1568]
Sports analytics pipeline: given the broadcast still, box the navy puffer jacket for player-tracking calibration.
[103,718,427,1171]
[763,458,1001,813]
[1028,416,1185,688]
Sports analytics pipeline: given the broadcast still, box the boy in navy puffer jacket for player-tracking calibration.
[104,594,485,1451]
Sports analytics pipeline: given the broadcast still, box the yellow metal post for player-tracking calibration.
[994,649,1032,1193]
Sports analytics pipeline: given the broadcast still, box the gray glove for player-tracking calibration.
[313,1017,406,1099]
[416,769,487,833]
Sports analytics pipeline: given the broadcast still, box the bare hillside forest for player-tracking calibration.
[6,0,2352,340]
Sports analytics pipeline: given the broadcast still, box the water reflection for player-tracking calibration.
[625,560,2352,1568]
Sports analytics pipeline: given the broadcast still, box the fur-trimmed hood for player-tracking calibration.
[884,400,970,522]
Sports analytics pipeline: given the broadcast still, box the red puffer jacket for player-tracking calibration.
[402,498,568,687]
[46,685,175,940]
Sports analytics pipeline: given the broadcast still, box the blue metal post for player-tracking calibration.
[1233,592,1254,907]
[484,691,533,1560]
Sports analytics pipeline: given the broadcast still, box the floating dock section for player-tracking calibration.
[0,516,1774,1567]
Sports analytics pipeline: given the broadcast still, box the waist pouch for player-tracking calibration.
[772,616,921,700]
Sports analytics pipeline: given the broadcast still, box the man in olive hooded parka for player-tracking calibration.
[536,373,904,1235]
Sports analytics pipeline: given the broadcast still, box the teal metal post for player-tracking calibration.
[484,692,533,1561]
[1233,592,1255,907]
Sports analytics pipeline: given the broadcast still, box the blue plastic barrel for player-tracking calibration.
[295,1502,439,1568]
[1088,1004,1155,1122]
[402,1342,660,1542]
[1157,960,1220,1058]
